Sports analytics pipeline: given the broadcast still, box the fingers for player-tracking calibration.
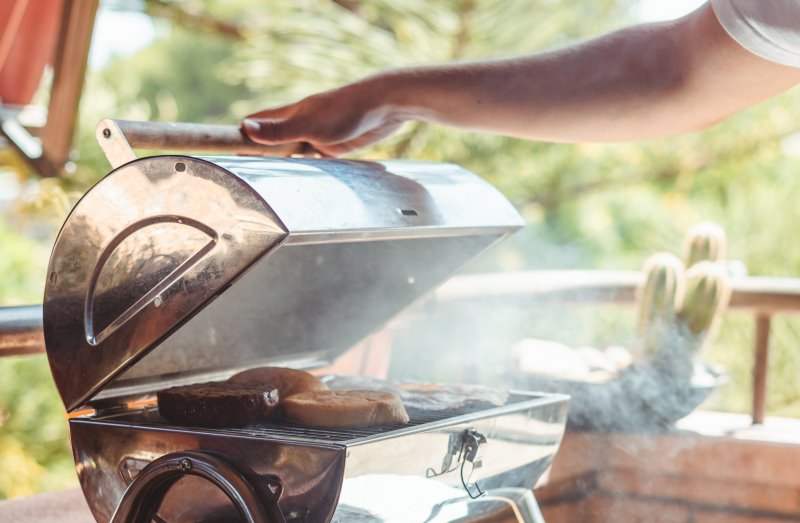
[242,93,404,156]
[242,117,306,145]
[244,90,363,148]
[245,104,295,120]
[241,113,348,157]
[308,121,405,158]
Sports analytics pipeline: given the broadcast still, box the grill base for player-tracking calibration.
[70,390,567,522]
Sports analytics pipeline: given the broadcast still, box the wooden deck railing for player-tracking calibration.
[431,271,800,424]
[4,270,800,424]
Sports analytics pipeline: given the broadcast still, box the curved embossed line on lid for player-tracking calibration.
[84,215,218,346]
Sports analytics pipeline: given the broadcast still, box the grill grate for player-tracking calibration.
[97,396,533,444]
[212,404,499,442]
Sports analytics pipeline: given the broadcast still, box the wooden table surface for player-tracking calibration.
[0,488,94,523]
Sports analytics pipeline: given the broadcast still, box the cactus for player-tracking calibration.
[636,252,685,358]
[682,221,727,268]
[677,261,732,356]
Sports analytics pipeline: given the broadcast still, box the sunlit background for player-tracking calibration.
[2,0,800,498]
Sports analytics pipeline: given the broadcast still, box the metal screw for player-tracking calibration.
[178,458,192,472]
[102,128,111,139]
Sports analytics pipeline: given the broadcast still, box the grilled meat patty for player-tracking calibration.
[228,366,326,399]
[282,390,409,428]
[157,381,279,427]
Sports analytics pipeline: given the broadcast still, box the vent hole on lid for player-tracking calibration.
[175,162,186,172]
[400,209,418,216]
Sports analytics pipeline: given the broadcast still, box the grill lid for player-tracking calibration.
[44,154,523,412]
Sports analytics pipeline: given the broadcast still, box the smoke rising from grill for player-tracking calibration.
[371,248,724,521]
[379,246,722,435]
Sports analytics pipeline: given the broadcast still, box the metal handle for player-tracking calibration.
[96,119,314,169]
[0,305,44,357]
[110,450,286,523]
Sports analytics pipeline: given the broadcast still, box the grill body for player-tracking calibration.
[42,151,568,521]
[71,393,567,522]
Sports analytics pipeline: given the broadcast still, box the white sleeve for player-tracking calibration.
[711,0,800,68]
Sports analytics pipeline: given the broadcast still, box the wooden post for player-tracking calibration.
[752,314,771,424]
[39,0,99,175]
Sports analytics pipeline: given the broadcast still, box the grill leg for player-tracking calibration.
[110,450,285,523]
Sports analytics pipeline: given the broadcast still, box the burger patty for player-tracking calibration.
[228,366,327,399]
[282,390,409,428]
[157,381,279,427]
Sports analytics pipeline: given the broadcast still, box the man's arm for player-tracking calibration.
[242,3,800,156]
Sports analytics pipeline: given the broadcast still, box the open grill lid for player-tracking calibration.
[44,150,523,412]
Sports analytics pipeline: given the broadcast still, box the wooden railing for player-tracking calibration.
[4,271,800,424]
[431,271,800,424]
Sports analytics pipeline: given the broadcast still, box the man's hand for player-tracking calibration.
[242,81,407,157]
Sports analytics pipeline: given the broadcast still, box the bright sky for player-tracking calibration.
[89,4,156,68]
[637,0,707,21]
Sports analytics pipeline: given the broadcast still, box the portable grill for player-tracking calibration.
[43,120,569,522]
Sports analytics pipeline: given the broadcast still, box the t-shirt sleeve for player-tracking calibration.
[711,0,800,68]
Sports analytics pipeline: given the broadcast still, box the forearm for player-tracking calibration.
[368,5,800,143]
[375,28,686,142]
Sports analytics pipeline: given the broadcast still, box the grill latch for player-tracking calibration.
[461,428,487,499]
[463,429,486,468]
[427,428,488,499]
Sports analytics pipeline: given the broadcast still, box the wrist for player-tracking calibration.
[362,69,433,123]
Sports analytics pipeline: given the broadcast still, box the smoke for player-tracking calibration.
[383,273,638,389]
[359,230,727,440]
[318,225,733,521]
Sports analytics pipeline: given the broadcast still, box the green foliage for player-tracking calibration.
[0,357,73,498]
[0,215,71,498]
[228,0,628,94]
[0,217,50,305]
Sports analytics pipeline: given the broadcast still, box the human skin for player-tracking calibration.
[241,3,800,157]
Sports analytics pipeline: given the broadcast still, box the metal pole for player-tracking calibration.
[0,305,44,357]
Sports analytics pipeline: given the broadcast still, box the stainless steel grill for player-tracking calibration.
[43,120,569,522]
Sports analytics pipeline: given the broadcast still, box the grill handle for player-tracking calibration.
[110,450,286,523]
[96,119,314,169]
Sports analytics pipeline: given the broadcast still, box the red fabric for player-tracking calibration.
[0,0,64,106]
